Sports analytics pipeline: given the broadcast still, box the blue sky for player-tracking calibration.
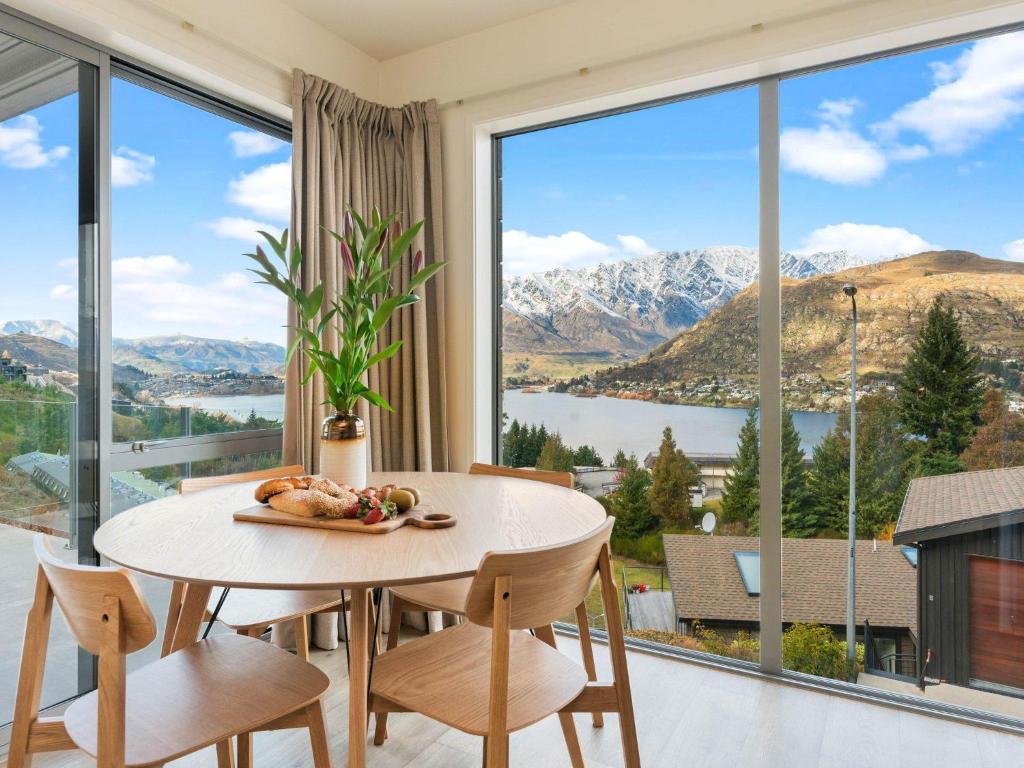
[502,29,1024,275]
[3,30,1024,344]
[1,78,289,344]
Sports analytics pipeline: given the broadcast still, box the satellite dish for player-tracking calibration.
[700,511,717,535]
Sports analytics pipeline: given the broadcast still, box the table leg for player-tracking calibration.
[170,582,214,653]
[348,587,370,768]
[160,580,186,657]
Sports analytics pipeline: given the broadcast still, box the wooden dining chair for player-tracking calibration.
[7,536,333,768]
[375,462,605,746]
[170,464,346,661]
[369,517,640,768]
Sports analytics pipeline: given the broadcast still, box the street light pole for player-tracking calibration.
[843,284,858,678]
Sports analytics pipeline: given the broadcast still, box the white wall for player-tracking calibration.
[6,0,1024,470]
[2,0,380,116]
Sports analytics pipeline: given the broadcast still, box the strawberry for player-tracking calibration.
[362,507,385,525]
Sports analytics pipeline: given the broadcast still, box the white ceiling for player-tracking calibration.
[281,0,580,60]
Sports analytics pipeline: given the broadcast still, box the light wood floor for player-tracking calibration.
[4,631,1024,768]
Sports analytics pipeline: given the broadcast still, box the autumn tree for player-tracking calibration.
[961,388,1024,470]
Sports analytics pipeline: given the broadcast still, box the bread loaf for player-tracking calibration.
[267,489,316,517]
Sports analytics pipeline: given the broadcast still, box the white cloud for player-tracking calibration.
[228,130,286,158]
[616,235,652,256]
[875,31,1024,154]
[1003,239,1024,262]
[208,216,278,243]
[796,222,938,262]
[503,230,614,275]
[113,269,284,334]
[227,161,290,221]
[111,147,155,187]
[817,98,862,127]
[0,115,70,169]
[112,255,191,281]
[780,124,887,184]
[49,284,75,301]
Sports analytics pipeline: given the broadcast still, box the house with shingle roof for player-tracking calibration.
[894,466,1024,694]
[662,534,918,666]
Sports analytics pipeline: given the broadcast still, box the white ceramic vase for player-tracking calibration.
[320,411,367,489]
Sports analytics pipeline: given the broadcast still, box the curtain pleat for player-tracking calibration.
[286,69,449,475]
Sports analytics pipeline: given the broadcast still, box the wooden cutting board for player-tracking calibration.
[233,503,456,534]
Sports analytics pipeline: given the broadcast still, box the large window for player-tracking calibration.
[0,12,288,731]
[495,26,1024,726]
[779,28,1024,720]
[497,85,764,664]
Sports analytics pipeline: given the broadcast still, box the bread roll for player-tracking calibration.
[267,489,316,517]
[255,478,295,503]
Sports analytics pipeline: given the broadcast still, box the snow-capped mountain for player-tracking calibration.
[1,319,78,348]
[502,247,863,356]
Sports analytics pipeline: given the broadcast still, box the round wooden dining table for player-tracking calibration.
[93,471,608,768]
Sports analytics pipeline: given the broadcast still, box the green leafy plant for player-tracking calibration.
[245,208,444,414]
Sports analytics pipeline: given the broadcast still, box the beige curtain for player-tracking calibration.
[285,69,448,474]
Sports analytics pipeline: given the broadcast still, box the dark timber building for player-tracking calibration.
[894,467,1024,695]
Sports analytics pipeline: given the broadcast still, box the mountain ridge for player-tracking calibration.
[502,247,865,359]
[602,250,1024,384]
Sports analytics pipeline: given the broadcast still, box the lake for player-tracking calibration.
[164,389,838,462]
[503,390,836,461]
[165,393,285,422]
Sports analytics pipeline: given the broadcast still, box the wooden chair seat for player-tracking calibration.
[371,622,587,736]
[208,588,345,632]
[389,577,471,614]
[64,634,329,767]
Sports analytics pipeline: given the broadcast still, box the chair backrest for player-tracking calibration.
[468,461,573,489]
[34,536,157,655]
[464,517,614,630]
[178,463,306,494]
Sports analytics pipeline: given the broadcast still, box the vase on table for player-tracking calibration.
[320,411,367,489]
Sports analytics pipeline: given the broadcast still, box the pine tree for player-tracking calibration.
[780,411,813,537]
[647,427,700,526]
[897,297,983,473]
[536,432,575,472]
[807,394,913,538]
[610,454,657,537]
[647,428,704,528]
[501,419,524,467]
[721,407,759,527]
[573,444,604,467]
[612,449,628,469]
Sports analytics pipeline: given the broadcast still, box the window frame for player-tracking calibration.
[489,19,1024,735]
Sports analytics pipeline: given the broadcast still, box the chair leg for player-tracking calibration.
[8,568,54,768]
[534,625,585,768]
[484,734,509,768]
[372,594,405,746]
[294,615,310,661]
[598,545,641,768]
[575,603,604,728]
[306,700,333,768]
[215,739,235,768]
[237,733,253,768]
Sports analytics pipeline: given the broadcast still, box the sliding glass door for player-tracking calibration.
[0,17,101,726]
[0,10,289,732]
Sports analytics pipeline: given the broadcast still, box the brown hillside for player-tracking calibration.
[608,251,1024,382]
